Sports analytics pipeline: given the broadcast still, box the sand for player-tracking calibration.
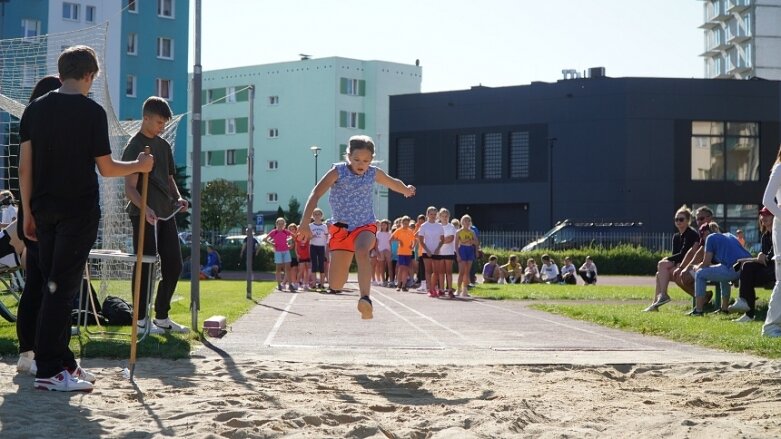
[2,357,781,438]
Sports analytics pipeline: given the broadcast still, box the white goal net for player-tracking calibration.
[0,24,183,303]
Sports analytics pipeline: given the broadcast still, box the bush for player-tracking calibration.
[478,245,665,275]
[182,245,276,272]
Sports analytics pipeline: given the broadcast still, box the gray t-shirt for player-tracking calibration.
[121,132,178,218]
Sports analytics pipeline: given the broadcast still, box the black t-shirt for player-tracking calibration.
[121,132,177,218]
[19,92,111,216]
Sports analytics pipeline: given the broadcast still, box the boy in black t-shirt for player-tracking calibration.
[122,97,189,334]
[19,45,153,392]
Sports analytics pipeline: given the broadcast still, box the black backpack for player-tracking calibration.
[101,296,134,326]
[71,279,106,325]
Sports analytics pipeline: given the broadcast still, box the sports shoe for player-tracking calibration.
[153,317,190,333]
[686,309,705,317]
[654,295,672,307]
[68,365,97,383]
[459,291,471,298]
[17,351,37,375]
[137,317,165,334]
[732,314,754,323]
[277,283,284,291]
[417,281,428,292]
[327,288,341,294]
[35,370,93,392]
[288,284,298,292]
[357,296,373,320]
[642,304,659,312]
[428,290,439,298]
[728,297,750,314]
[762,327,781,338]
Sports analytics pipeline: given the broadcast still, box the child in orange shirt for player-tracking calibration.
[391,216,416,292]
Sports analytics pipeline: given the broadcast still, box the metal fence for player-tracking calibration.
[478,230,673,253]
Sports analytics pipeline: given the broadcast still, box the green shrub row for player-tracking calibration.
[182,244,667,276]
[477,245,667,276]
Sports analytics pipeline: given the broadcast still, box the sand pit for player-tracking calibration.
[2,357,780,438]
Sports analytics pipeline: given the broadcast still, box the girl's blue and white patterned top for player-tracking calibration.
[328,162,377,231]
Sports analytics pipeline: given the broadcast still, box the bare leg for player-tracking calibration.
[655,260,675,301]
[328,251,353,291]
[354,231,376,297]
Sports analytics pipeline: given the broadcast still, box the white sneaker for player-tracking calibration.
[417,282,428,292]
[69,365,97,383]
[35,370,93,392]
[732,314,754,323]
[153,317,190,333]
[137,317,165,334]
[17,351,37,375]
[728,297,750,314]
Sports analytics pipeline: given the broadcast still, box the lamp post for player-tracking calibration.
[548,137,557,227]
[310,145,321,185]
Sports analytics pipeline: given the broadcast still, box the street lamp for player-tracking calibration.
[310,145,321,185]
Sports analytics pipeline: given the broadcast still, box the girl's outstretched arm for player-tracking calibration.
[298,168,338,241]
[375,168,415,198]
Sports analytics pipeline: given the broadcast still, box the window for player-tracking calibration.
[510,131,530,178]
[63,2,79,21]
[226,149,237,166]
[457,134,476,180]
[21,19,40,38]
[340,77,365,96]
[86,6,96,23]
[268,160,278,170]
[157,37,173,59]
[691,121,759,181]
[267,193,278,203]
[339,111,365,129]
[127,33,137,55]
[269,95,279,105]
[157,0,174,18]
[396,138,415,182]
[268,128,279,138]
[125,75,136,97]
[483,133,502,179]
[226,118,236,134]
[128,0,137,13]
[226,86,236,103]
[205,151,213,166]
[156,78,172,100]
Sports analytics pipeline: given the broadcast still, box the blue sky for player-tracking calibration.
[191,0,704,92]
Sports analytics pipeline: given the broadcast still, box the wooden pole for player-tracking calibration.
[129,146,151,381]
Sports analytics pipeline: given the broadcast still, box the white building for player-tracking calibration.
[190,57,422,228]
[700,0,781,80]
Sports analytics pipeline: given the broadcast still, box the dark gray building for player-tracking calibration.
[388,76,781,239]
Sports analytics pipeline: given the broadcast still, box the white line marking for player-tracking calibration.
[373,289,470,343]
[473,300,648,348]
[370,295,446,348]
[263,293,298,346]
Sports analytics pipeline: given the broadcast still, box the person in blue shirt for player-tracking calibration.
[690,222,751,316]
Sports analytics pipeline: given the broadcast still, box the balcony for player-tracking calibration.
[699,20,720,30]
[727,33,750,44]
[727,0,751,14]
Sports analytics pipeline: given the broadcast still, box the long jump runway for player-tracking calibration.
[195,282,758,365]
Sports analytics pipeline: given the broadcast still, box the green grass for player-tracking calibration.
[532,302,781,358]
[468,282,669,301]
[0,280,274,359]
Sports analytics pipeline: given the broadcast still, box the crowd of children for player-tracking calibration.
[482,253,598,285]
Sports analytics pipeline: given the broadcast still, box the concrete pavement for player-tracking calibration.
[195,279,759,365]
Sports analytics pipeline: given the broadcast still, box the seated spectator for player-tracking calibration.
[644,205,699,312]
[481,255,503,283]
[579,256,598,285]
[673,206,714,298]
[560,256,577,284]
[729,208,775,322]
[522,258,540,284]
[501,254,523,283]
[200,245,222,279]
[540,254,560,283]
[690,222,751,316]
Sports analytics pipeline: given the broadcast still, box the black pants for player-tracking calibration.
[34,207,100,378]
[739,261,775,318]
[131,215,182,320]
[310,245,326,274]
[580,271,597,284]
[16,239,43,353]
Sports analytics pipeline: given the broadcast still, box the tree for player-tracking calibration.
[286,196,302,225]
[173,165,191,230]
[276,206,285,223]
[201,179,245,233]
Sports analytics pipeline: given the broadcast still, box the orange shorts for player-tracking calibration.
[328,223,377,252]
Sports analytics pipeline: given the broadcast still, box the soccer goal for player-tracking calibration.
[0,23,184,310]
